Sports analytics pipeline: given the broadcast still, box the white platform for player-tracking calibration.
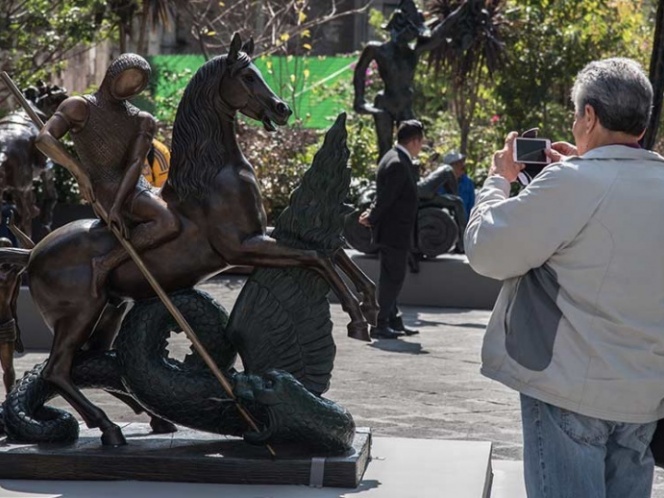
[0,437,496,498]
[492,460,527,498]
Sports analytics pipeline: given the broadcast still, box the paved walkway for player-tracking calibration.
[10,275,664,496]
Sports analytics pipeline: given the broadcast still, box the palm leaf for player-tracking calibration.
[426,0,508,82]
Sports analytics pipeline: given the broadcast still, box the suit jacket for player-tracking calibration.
[368,147,418,249]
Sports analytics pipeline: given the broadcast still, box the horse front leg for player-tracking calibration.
[226,235,371,342]
[333,248,378,327]
[42,306,127,446]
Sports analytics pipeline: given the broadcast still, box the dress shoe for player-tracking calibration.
[369,326,402,339]
[389,320,420,336]
[398,326,420,336]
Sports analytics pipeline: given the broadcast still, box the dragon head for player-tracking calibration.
[234,370,355,454]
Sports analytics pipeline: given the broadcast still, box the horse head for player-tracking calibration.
[221,33,292,131]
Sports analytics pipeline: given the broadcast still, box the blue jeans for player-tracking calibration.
[520,393,657,498]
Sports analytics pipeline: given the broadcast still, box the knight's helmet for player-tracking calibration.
[100,53,151,100]
[383,0,427,40]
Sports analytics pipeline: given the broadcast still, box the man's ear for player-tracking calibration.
[584,104,598,133]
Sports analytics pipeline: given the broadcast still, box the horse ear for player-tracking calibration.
[241,38,255,57]
[228,33,242,63]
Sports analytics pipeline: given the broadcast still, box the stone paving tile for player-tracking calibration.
[8,275,664,496]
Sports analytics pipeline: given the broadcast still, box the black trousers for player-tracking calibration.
[376,245,408,328]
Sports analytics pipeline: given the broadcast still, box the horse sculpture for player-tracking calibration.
[0,34,377,447]
[0,83,67,237]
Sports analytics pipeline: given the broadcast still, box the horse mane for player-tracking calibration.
[167,55,233,201]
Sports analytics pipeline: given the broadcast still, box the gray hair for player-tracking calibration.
[571,58,652,136]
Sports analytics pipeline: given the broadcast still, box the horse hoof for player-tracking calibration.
[101,425,127,446]
[347,321,371,342]
[150,417,177,434]
[360,302,379,327]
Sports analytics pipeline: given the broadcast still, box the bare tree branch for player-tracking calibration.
[179,0,370,58]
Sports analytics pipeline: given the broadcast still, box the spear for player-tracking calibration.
[0,71,275,457]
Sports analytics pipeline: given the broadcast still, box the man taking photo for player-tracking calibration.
[465,57,664,497]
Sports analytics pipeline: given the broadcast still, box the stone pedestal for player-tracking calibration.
[0,423,371,488]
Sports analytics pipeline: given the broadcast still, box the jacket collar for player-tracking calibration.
[395,144,413,163]
[573,145,664,163]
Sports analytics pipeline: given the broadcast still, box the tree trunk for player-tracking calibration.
[119,23,127,53]
[137,1,150,55]
[642,0,664,150]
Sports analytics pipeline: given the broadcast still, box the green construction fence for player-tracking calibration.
[146,54,356,129]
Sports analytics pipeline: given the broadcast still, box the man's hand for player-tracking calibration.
[108,204,129,240]
[488,132,524,183]
[79,178,96,204]
[358,210,372,227]
[546,141,578,163]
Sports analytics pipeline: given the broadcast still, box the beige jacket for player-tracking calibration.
[465,145,664,423]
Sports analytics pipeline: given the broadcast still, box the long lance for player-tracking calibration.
[0,72,275,457]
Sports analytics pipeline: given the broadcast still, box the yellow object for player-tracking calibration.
[142,139,170,188]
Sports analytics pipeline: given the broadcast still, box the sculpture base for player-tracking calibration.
[0,423,371,488]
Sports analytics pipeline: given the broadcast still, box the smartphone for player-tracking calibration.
[513,137,551,165]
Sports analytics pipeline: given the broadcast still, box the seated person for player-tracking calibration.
[437,151,475,217]
[418,150,470,253]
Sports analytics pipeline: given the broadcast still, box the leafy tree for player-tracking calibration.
[493,0,654,142]
[425,0,509,155]
[0,0,111,106]
[643,0,664,149]
[107,0,175,54]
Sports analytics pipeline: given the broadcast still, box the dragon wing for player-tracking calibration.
[226,113,352,396]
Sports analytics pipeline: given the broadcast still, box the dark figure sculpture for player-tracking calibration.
[343,165,463,258]
[2,113,359,455]
[353,0,467,160]
[0,34,376,447]
[36,54,180,296]
[0,237,23,394]
[0,83,67,238]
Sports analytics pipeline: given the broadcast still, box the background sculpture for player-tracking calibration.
[344,165,463,258]
[353,0,468,160]
[0,83,67,238]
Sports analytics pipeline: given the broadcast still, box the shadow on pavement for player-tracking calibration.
[368,339,428,355]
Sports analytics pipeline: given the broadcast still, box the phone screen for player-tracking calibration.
[515,139,549,164]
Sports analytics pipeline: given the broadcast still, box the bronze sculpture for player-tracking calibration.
[0,34,377,447]
[2,113,359,456]
[0,83,66,237]
[353,0,467,160]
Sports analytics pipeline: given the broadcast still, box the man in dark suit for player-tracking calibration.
[359,120,423,339]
